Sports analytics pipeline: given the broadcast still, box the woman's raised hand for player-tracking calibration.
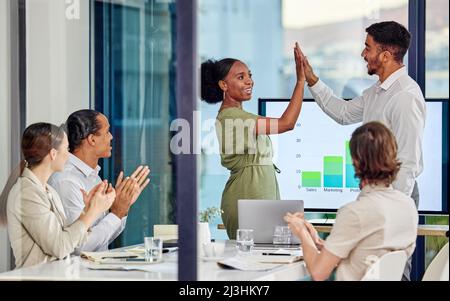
[294,42,306,83]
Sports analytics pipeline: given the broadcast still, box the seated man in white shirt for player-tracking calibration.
[285,122,418,281]
[49,109,150,252]
[297,21,425,280]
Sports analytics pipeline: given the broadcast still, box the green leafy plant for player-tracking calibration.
[199,207,223,223]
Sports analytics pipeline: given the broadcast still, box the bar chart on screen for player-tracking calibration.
[300,141,359,189]
[270,106,362,209]
[266,101,443,212]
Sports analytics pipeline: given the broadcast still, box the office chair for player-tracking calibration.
[361,250,407,281]
[422,242,449,281]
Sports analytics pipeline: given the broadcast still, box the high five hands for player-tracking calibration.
[294,43,318,86]
[294,42,306,83]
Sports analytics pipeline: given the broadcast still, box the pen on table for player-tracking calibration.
[101,255,138,259]
[262,253,291,256]
[162,247,179,253]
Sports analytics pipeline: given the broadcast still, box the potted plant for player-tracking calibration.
[199,207,223,224]
[198,207,223,255]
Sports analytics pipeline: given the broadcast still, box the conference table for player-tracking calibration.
[218,222,449,237]
[307,220,449,237]
[0,240,309,281]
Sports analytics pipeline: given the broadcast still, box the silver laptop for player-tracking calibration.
[238,199,304,244]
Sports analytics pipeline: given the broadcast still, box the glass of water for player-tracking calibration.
[144,237,163,262]
[273,226,292,245]
[236,229,254,253]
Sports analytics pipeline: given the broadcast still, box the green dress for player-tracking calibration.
[216,107,280,239]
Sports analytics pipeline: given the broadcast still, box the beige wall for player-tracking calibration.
[0,0,91,272]
[26,0,90,125]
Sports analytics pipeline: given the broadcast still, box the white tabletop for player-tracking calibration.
[0,240,309,281]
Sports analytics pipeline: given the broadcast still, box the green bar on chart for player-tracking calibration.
[302,171,321,187]
[324,156,343,187]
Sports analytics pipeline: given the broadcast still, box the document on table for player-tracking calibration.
[251,254,302,264]
[125,246,145,254]
[253,248,303,260]
[217,257,281,271]
[126,246,178,254]
[84,261,176,272]
[80,251,139,263]
[217,249,303,271]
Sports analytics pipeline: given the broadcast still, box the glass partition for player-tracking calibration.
[93,0,177,247]
[198,0,408,239]
[425,0,449,98]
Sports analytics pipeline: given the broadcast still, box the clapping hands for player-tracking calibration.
[110,165,151,219]
[284,212,324,250]
[81,180,116,215]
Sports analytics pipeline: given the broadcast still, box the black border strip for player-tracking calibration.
[408,0,426,94]
[176,0,198,281]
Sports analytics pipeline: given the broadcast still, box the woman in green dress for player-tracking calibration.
[201,43,306,239]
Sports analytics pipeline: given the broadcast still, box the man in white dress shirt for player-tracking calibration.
[49,110,150,252]
[299,21,426,280]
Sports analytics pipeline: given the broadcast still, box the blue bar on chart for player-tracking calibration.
[323,156,343,187]
[345,141,359,188]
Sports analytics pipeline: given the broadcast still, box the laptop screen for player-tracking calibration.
[238,199,304,244]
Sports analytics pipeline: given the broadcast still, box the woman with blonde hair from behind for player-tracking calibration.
[0,123,115,268]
